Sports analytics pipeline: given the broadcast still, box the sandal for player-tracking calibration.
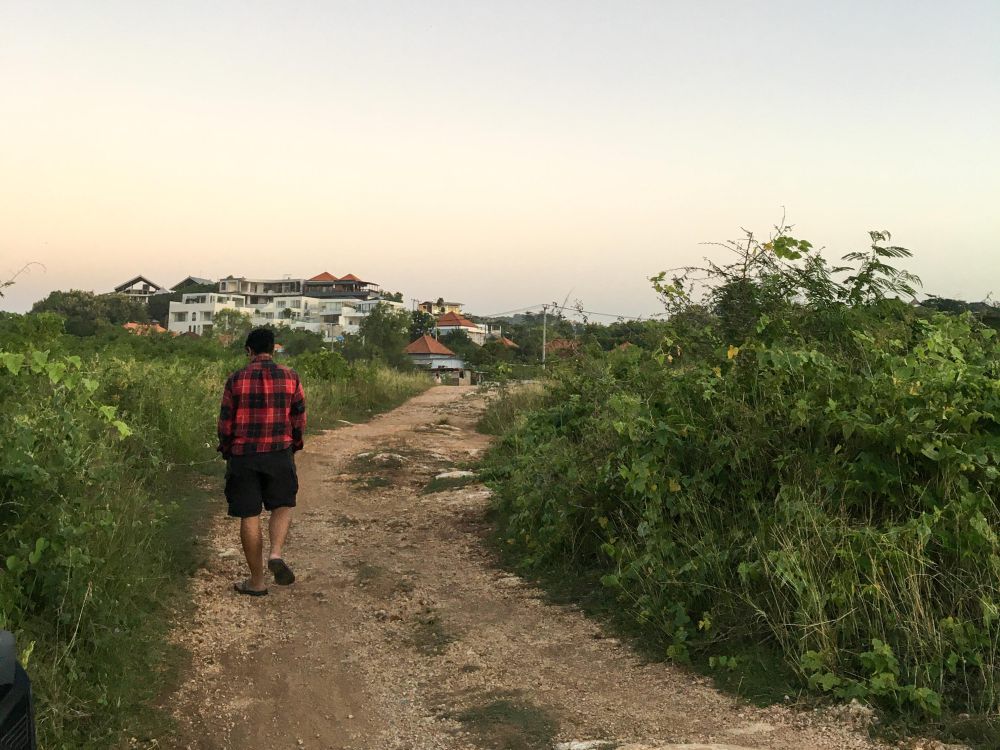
[234,579,268,597]
[268,558,295,585]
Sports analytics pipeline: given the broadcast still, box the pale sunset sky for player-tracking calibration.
[1,1,997,317]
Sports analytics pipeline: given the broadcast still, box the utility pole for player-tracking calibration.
[541,304,548,369]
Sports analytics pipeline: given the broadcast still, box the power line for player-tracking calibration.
[479,302,660,322]
[478,303,551,318]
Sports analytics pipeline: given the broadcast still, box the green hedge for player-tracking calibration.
[0,314,428,747]
[485,232,1000,719]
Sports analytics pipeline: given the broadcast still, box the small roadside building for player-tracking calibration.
[404,335,465,371]
[435,311,486,345]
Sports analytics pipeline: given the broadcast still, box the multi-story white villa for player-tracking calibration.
[167,292,249,336]
[217,271,382,304]
[166,273,405,341]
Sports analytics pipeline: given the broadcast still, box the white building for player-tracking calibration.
[404,335,465,371]
[435,311,487,346]
[167,292,407,341]
[217,276,304,305]
[167,292,247,336]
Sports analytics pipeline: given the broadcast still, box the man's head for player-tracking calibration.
[245,328,275,355]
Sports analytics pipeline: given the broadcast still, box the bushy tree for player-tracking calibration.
[211,308,253,345]
[408,309,437,339]
[32,290,149,336]
[269,325,326,355]
[340,303,411,367]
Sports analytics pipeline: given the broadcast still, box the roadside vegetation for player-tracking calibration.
[483,226,1000,742]
[0,310,428,748]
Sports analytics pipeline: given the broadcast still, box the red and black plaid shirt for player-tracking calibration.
[217,354,306,458]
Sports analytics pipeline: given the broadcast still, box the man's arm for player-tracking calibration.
[217,376,236,457]
[290,376,306,452]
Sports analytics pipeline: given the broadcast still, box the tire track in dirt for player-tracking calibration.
[165,385,890,750]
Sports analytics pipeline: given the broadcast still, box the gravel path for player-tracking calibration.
[165,385,899,750]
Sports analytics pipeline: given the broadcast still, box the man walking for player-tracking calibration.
[218,328,306,596]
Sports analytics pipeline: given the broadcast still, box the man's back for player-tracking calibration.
[219,331,305,595]
[218,354,306,458]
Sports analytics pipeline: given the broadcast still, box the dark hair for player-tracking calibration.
[245,328,275,354]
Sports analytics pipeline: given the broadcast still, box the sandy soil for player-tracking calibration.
[164,385,910,750]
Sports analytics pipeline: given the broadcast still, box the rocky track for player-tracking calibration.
[166,385,896,750]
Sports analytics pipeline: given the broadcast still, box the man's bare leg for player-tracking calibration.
[268,506,293,561]
[239,516,267,591]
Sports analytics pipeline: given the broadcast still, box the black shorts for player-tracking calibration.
[225,448,298,518]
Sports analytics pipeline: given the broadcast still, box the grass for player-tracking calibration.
[421,473,479,494]
[307,367,430,431]
[452,695,559,750]
[119,467,222,745]
[353,475,392,490]
[490,529,801,705]
[0,316,434,748]
[477,382,546,436]
[17,358,428,747]
[19,466,223,749]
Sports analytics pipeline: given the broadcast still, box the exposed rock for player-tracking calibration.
[373,452,407,465]
[726,722,775,735]
[434,470,476,480]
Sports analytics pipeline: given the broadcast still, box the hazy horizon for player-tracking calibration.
[2,1,998,318]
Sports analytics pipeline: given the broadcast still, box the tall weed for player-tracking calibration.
[485,229,1000,719]
[0,316,428,747]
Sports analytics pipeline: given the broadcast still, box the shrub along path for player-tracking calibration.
[164,386,891,750]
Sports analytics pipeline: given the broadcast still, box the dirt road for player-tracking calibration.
[167,385,889,750]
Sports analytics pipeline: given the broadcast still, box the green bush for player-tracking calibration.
[0,315,429,747]
[484,228,1000,719]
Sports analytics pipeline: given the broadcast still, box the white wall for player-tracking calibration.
[436,324,486,346]
[167,293,247,336]
[409,354,466,370]
[167,291,403,341]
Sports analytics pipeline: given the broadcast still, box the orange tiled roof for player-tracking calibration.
[405,334,456,356]
[339,273,361,282]
[499,336,519,348]
[309,272,338,282]
[436,311,477,328]
[123,322,168,335]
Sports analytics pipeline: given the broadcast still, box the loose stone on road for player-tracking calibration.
[166,385,890,750]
